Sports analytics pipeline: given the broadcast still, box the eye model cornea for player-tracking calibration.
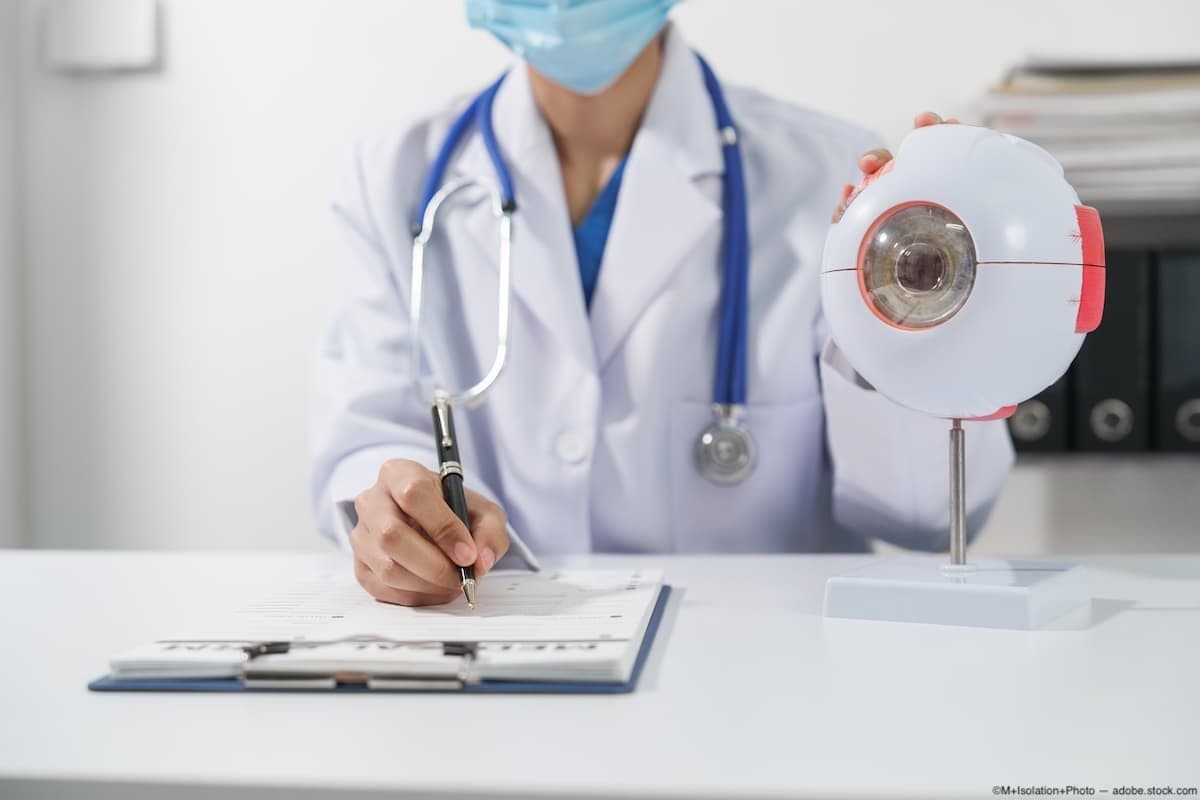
[858,203,977,331]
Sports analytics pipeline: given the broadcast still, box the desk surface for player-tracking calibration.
[1,551,1197,799]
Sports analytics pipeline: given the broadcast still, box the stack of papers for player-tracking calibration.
[105,569,666,688]
[978,57,1200,215]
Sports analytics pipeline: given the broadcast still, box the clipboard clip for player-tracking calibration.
[443,642,479,684]
[239,640,479,684]
[242,641,291,659]
[245,641,476,657]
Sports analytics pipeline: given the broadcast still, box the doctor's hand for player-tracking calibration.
[832,111,960,223]
[349,459,509,606]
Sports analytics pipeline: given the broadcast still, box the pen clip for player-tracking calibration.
[433,391,453,450]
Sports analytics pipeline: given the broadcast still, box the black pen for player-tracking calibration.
[432,392,476,607]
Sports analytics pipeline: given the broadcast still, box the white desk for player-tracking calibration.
[1,551,1197,799]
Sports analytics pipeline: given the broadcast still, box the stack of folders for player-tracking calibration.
[979,58,1200,454]
[1006,249,1200,454]
[979,57,1200,215]
[91,569,670,694]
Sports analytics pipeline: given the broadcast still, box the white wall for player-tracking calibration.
[1,0,24,549]
[13,0,1200,552]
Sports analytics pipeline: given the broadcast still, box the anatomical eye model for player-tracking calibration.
[819,124,1105,627]
[822,123,1105,422]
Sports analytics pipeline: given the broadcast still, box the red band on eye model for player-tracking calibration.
[1074,205,1105,333]
[1075,265,1105,334]
[964,405,1017,422]
[1075,205,1105,268]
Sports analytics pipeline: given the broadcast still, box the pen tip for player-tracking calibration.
[462,578,477,608]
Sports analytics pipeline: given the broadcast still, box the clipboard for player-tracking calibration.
[88,586,671,695]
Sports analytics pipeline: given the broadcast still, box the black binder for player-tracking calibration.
[1155,251,1200,451]
[1009,374,1070,452]
[1073,250,1152,452]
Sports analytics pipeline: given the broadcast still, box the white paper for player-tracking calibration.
[169,569,664,644]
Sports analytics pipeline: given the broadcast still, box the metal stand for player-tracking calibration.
[949,419,966,566]
[822,415,1092,629]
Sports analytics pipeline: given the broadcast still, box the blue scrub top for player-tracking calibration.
[572,157,629,310]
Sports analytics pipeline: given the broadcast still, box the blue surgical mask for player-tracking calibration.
[466,0,678,95]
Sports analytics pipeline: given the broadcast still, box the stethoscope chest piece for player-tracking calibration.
[694,405,756,485]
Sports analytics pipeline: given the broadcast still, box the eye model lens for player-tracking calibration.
[860,204,976,329]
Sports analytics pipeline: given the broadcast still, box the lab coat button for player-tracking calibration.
[555,431,589,464]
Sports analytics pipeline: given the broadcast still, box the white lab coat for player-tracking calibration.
[311,25,1014,564]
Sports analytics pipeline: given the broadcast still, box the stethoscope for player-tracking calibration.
[410,52,755,486]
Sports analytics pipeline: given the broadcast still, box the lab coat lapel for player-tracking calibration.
[588,27,724,369]
[455,68,597,374]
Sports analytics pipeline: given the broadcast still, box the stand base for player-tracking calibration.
[823,557,1090,630]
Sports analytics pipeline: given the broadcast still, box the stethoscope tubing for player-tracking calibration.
[696,53,750,412]
[410,176,514,408]
[409,53,755,483]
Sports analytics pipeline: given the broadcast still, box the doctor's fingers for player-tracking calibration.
[464,489,509,577]
[832,184,855,223]
[840,148,894,221]
[913,110,960,128]
[836,113,963,222]
[859,113,960,175]
[350,498,463,591]
[353,558,458,607]
[378,461,478,567]
[356,544,461,598]
[858,148,893,176]
[859,112,960,177]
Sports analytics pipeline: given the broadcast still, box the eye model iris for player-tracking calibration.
[894,242,947,294]
[860,204,976,330]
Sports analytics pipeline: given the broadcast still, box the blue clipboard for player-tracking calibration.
[89,585,671,695]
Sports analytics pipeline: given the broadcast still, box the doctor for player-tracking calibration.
[311,1,1015,606]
